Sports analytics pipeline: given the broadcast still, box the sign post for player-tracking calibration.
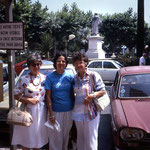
[0,0,23,150]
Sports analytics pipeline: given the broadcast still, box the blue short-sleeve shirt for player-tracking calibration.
[45,70,74,112]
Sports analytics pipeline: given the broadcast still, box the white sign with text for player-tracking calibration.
[0,22,24,50]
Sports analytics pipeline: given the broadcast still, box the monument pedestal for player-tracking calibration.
[86,35,105,59]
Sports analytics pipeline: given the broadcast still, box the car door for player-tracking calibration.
[87,61,103,79]
[102,61,118,82]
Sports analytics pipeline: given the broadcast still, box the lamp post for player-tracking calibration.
[65,34,75,55]
[68,34,75,41]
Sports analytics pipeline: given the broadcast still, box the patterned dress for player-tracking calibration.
[12,73,48,148]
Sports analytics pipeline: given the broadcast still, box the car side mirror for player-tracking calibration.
[3,81,7,85]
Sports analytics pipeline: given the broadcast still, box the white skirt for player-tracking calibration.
[11,102,48,148]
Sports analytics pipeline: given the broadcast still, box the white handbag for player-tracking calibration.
[7,98,33,127]
[90,73,110,111]
[94,92,110,111]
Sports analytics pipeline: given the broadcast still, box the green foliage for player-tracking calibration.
[115,50,139,66]
[8,1,150,59]
[46,3,93,52]
[100,8,137,53]
[0,4,5,22]
[13,0,49,50]
[37,33,53,59]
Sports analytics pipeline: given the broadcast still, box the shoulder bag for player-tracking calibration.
[7,95,33,127]
[90,73,110,111]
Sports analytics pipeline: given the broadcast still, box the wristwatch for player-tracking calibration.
[93,92,96,99]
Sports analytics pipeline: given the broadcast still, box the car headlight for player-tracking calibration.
[120,127,145,141]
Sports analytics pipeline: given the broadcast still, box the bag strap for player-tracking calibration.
[16,94,23,107]
[16,94,27,111]
[89,73,96,92]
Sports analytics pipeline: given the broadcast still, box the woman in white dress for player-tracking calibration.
[11,52,48,150]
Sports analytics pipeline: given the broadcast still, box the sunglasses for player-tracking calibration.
[31,62,41,67]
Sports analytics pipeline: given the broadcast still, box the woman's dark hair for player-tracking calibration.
[72,52,89,66]
[53,51,68,69]
[27,52,42,67]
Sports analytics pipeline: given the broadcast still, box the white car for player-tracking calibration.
[18,64,76,82]
[87,59,123,83]
[3,64,18,93]
[1,64,76,110]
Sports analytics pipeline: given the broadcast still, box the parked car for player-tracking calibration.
[15,60,53,75]
[110,66,150,150]
[17,63,76,85]
[87,59,123,83]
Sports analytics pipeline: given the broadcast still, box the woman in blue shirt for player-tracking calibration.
[45,51,74,150]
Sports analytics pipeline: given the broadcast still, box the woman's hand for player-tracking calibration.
[49,116,55,125]
[28,97,40,105]
[84,94,94,106]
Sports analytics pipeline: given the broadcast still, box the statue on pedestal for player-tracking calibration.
[91,13,101,36]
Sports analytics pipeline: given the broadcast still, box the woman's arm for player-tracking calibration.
[14,94,39,105]
[84,90,106,105]
[45,90,55,125]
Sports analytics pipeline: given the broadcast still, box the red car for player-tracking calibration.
[15,60,27,75]
[15,60,53,75]
[110,66,150,150]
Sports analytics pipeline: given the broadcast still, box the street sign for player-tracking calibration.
[0,22,24,50]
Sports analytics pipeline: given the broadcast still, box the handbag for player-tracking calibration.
[7,96,33,127]
[90,73,110,111]
[94,92,110,111]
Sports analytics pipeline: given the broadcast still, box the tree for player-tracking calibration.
[100,8,137,54]
[13,0,49,50]
[46,3,93,54]
[37,33,53,59]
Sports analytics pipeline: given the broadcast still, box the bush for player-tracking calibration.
[115,53,139,67]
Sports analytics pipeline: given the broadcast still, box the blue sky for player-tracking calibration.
[32,0,150,25]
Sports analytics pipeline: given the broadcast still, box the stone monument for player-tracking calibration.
[86,13,105,59]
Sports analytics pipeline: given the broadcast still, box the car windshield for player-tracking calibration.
[114,61,123,67]
[21,68,74,76]
[119,74,150,98]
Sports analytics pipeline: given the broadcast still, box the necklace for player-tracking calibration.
[30,73,41,86]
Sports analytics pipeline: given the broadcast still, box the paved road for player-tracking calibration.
[98,85,114,150]
[98,114,114,150]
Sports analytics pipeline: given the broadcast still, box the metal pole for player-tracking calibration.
[137,0,144,57]
[6,1,16,150]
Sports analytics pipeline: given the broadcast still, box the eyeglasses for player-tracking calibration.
[31,63,41,67]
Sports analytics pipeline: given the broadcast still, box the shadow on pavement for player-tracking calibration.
[98,114,114,150]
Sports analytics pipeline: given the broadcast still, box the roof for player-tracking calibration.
[120,66,150,76]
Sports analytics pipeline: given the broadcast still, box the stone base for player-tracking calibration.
[86,49,105,59]
[86,35,105,59]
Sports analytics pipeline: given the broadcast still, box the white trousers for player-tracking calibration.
[75,114,100,150]
[48,111,73,150]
